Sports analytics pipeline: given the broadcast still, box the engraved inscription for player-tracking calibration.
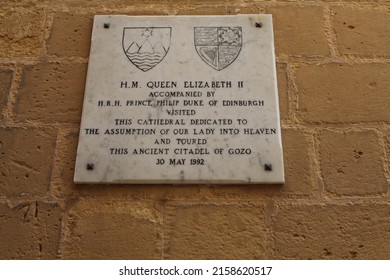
[74,15,284,184]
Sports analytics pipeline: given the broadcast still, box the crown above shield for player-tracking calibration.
[194,27,242,71]
[122,27,172,72]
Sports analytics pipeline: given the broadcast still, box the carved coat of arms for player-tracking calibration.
[194,27,242,71]
[122,27,171,72]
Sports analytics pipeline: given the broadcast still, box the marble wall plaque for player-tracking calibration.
[74,15,285,184]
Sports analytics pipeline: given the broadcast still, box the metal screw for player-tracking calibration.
[86,163,94,170]
[264,164,272,171]
[104,23,110,29]
[255,22,263,28]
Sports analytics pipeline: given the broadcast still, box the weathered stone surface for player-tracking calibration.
[277,63,288,120]
[0,9,44,57]
[46,0,167,7]
[0,127,57,196]
[47,13,93,57]
[226,5,263,15]
[171,0,236,4]
[62,200,163,259]
[266,5,330,56]
[333,6,390,56]
[173,5,227,15]
[385,128,390,172]
[272,203,390,259]
[0,69,13,122]
[16,62,87,123]
[318,129,388,196]
[51,130,79,197]
[282,128,316,196]
[164,204,266,259]
[296,63,390,123]
[0,201,62,259]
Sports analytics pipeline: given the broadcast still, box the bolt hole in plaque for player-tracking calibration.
[74,15,284,184]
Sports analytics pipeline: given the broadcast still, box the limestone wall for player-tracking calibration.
[1,0,390,259]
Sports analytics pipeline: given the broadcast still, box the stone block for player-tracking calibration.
[266,5,330,56]
[62,200,163,259]
[0,201,62,259]
[296,63,390,123]
[272,203,390,259]
[170,0,234,4]
[0,69,13,122]
[277,63,288,120]
[16,62,87,123]
[51,130,79,197]
[226,5,263,15]
[173,5,227,15]
[0,127,57,196]
[47,13,93,58]
[46,0,167,7]
[318,129,388,196]
[0,9,44,57]
[164,204,266,259]
[333,6,390,56]
[385,128,390,172]
[282,128,317,196]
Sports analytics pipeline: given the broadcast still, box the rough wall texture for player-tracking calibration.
[1,0,390,260]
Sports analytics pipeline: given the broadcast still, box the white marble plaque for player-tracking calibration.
[74,15,284,184]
